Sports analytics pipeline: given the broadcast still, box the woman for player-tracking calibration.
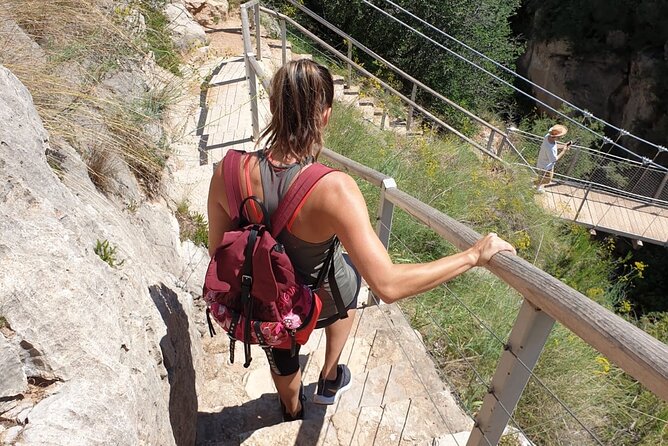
[207,59,515,421]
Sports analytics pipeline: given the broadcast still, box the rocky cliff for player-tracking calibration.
[519,40,666,153]
[516,3,667,158]
[0,62,208,445]
[0,0,222,438]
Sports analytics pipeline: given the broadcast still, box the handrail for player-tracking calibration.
[268,2,509,139]
[254,7,503,161]
[320,149,668,402]
[238,3,668,444]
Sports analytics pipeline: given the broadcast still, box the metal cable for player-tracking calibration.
[378,218,605,445]
[362,293,469,446]
[375,0,667,157]
[360,0,668,173]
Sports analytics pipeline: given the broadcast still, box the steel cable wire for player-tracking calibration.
[360,0,668,173]
[377,218,605,445]
[374,0,668,158]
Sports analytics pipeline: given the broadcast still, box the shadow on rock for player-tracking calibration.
[149,283,197,446]
[196,354,329,445]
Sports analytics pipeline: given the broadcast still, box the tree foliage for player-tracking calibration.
[278,0,523,121]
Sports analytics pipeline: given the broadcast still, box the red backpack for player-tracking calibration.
[203,150,345,367]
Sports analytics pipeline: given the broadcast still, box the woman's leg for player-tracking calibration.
[271,369,302,416]
[321,308,356,380]
[265,347,303,417]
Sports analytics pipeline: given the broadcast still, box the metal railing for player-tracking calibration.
[239,3,668,445]
[250,1,668,214]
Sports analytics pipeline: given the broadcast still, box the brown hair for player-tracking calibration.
[258,59,334,162]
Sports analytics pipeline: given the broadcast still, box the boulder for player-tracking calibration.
[164,3,207,55]
[185,0,229,27]
[0,64,205,445]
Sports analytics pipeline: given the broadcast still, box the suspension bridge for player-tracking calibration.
[191,2,668,445]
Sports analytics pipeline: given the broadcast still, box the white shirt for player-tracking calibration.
[536,134,558,170]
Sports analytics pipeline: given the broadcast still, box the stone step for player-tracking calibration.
[332,74,345,85]
[291,53,313,61]
[343,85,360,95]
[357,103,376,121]
[238,391,472,445]
[357,97,375,107]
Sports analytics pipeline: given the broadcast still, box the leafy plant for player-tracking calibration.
[94,239,124,268]
[175,201,209,248]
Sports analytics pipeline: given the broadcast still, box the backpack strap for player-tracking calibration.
[269,163,335,238]
[222,150,245,225]
[313,237,349,320]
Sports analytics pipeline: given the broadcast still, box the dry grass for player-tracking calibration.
[0,0,181,199]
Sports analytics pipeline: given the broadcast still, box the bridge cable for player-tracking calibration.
[381,219,606,444]
[360,0,668,173]
[374,0,668,158]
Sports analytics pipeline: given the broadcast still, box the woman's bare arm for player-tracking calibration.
[207,162,233,257]
[317,172,515,303]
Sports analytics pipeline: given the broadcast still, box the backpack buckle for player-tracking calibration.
[241,275,253,288]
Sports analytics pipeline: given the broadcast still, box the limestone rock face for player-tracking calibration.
[164,3,207,55]
[0,65,206,445]
[185,0,229,27]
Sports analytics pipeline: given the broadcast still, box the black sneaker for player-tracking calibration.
[312,364,352,405]
[280,383,306,422]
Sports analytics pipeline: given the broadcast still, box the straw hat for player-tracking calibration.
[548,124,568,138]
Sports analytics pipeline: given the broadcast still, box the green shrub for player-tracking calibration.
[175,201,209,248]
[94,239,124,267]
[137,1,182,76]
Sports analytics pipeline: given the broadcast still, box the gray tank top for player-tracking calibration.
[254,152,358,320]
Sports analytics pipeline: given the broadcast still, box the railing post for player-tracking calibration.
[406,83,417,131]
[246,52,260,140]
[254,3,262,59]
[497,136,506,157]
[654,171,668,199]
[467,300,555,446]
[347,39,353,86]
[371,177,396,305]
[280,19,287,66]
[486,130,496,155]
[380,108,387,130]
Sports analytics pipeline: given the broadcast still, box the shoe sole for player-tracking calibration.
[312,377,352,405]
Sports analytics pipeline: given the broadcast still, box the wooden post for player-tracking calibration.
[254,3,261,59]
[486,130,496,154]
[373,177,397,305]
[467,300,555,446]
[406,83,417,131]
[246,52,260,140]
[347,40,353,86]
[280,19,287,66]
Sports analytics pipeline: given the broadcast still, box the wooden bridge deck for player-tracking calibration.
[540,183,668,246]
